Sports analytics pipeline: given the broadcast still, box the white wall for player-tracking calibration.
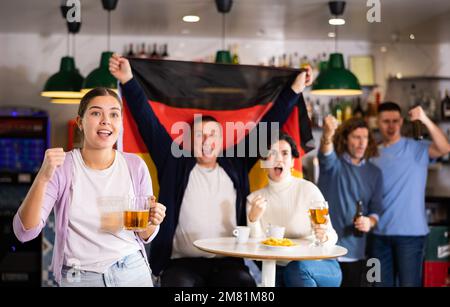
[1,32,449,148]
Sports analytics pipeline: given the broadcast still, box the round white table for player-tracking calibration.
[193,237,348,287]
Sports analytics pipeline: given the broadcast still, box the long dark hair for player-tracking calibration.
[333,118,378,159]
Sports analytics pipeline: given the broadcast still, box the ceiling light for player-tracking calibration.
[409,34,415,40]
[329,18,345,25]
[182,15,200,23]
[328,32,336,38]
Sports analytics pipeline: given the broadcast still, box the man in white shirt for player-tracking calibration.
[110,54,313,286]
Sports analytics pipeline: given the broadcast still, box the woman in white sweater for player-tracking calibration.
[247,132,342,287]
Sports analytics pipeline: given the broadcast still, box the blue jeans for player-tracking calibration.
[276,260,342,287]
[59,251,153,287]
[369,234,426,287]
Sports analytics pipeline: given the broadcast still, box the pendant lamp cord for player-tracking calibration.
[334,23,338,52]
[67,30,70,56]
[222,13,225,50]
[107,10,111,51]
[73,34,76,59]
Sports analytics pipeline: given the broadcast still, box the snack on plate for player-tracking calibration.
[262,237,296,247]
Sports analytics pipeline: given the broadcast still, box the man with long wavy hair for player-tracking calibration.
[318,116,383,287]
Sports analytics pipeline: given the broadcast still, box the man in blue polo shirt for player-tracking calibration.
[318,116,383,287]
[370,102,450,287]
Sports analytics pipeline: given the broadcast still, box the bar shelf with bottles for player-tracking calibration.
[124,42,170,59]
[304,87,380,131]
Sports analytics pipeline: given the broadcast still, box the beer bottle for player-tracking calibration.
[353,97,364,118]
[441,90,450,120]
[353,200,364,237]
[335,102,343,125]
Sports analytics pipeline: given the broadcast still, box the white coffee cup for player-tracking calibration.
[267,225,285,239]
[233,226,250,244]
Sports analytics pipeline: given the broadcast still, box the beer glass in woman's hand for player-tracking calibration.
[124,196,151,231]
[309,200,329,247]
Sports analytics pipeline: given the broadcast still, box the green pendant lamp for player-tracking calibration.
[81,51,117,93]
[82,0,118,93]
[41,56,84,99]
[215,0,233,64]
[311,1,362,96]
[41,6,84,100]
[311,53,362,96]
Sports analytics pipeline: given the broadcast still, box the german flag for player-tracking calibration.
[121,59,314,196]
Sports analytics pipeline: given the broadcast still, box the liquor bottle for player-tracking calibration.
[281,54,288,67]
[161,43,169,58]
[353,97,364,118]
[375,90,381,108]
[231,44,240,64]
[300,55,309,69]
[312,100,323,128]
[268,56,276,67]
[344,102,352,121]
[335,101,343,125]
[150,43,159,59]
[126,43,135,57]
[292,52,299,69]
[288,54,293,68]
[441,90,450,120]
[367,100,378,130]
[353,200,364,237]
[137,42,147,58]
[277,55,283,67]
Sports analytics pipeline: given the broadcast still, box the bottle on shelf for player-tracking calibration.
[231,44,240,65]
[137,42,147,58]
[353,97,365,118]
[268,56,276,67]
[441,90,450,121]
[160,43,169,59]
[312,100,323,128]
[300,55,309,69]
[366,101,378,130]
[126,43,135,58]
[344,101,353,121]
[292,52,299,69]
[375,90,381,108]
[281,54,288,68]
[150,43,159,59]
[353,200,364,237]
[335,99,343,125]
[288,54,293,68]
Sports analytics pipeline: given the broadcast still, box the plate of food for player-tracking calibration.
[260,237,298,251]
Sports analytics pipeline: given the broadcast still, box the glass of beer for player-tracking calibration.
[123,196,151,232]
[308,200,329,246]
